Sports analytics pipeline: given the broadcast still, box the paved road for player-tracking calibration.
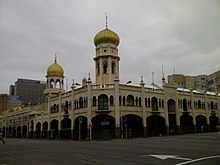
[0,133,220,165]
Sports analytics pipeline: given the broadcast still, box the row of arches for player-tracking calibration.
[21,114,219,140]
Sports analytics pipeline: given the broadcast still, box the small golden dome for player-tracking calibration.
[47,57,64,77]
[94,28,120,46]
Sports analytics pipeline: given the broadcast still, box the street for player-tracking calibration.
[0,132,220,165]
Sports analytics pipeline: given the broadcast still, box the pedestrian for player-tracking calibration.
[0,132,5,144]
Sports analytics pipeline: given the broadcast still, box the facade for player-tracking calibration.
[0,24,220,140]
[11,78,46,106]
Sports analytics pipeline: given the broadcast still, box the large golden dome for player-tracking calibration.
[47,57,64,77]
[94,27,120,46]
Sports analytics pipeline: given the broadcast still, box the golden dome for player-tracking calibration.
[94,28,120,46]
[47,57,64,77]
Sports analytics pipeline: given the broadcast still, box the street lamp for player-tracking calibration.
[126,81,132,85]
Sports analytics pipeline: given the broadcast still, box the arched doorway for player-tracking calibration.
[13,126,16,138]
[196,115,207,132]
[36,122,41,138]
[92,115,115,140]
[167,99,177,134]
[17,126,21,138]
[74,116,87,140]
[50,119,59,139]
[209,115,219,131]
[147,115,166,136]
[180,114,194,133]
[29,120,34,138]
[121,114,143,138]
[22,125,27,138]
[42,121,48,138]
[61,118,71,139]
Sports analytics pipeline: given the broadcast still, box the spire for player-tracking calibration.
[162,65,165,81]
[105,12,108,28]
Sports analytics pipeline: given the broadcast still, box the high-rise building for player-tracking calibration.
[13,79,46,106]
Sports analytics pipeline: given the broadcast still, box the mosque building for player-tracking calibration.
[0,21,220,140]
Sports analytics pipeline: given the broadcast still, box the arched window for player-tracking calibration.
[127,95,134,106]
[151,97,158,111]
[98,94,108,110]
[112,61,115,74]
[110,95,114,106]
[93,96,96,106]
[198,100,201,109]
[183,99,187,111]
[79,97,83,108]
[56,79,61,88]
[103,61,108,74]
[50,79,55,88]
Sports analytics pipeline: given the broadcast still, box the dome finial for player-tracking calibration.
[55,53,57,63]
[105,12,108,29]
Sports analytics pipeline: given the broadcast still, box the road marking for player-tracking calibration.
[148,155,191,161]
[175,155,220,165]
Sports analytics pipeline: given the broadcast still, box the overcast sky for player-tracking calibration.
[0,0,219,94]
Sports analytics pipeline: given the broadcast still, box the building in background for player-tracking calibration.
[207,70,220,92]
[0,94,8,114]
[10,79,46,106]
[168,71,220,93]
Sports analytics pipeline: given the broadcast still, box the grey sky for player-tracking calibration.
[0,0,219,94]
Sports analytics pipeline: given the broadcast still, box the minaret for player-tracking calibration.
[44,55,65,96]
[93,15,120,85]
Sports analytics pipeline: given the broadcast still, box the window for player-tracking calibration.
[183,99,187,111]
[98,94,108,110]
[64,101,68,114]
[93,96,96,106]
[139,97,141,106]
[112,61,115,74]
[151,97,158,111]
[145,98,148,107]
[103,61,108,74]
[127,95,134,106]
[136,97,138,106]
[198,100,201,109]
[79,97,83,108]
[148,98,151,107]
[110,95,114,106]
[123,96,126,106]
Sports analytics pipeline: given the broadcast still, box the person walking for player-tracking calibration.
[0,132,5,144]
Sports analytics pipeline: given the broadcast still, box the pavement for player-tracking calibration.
[0,132,220,165]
